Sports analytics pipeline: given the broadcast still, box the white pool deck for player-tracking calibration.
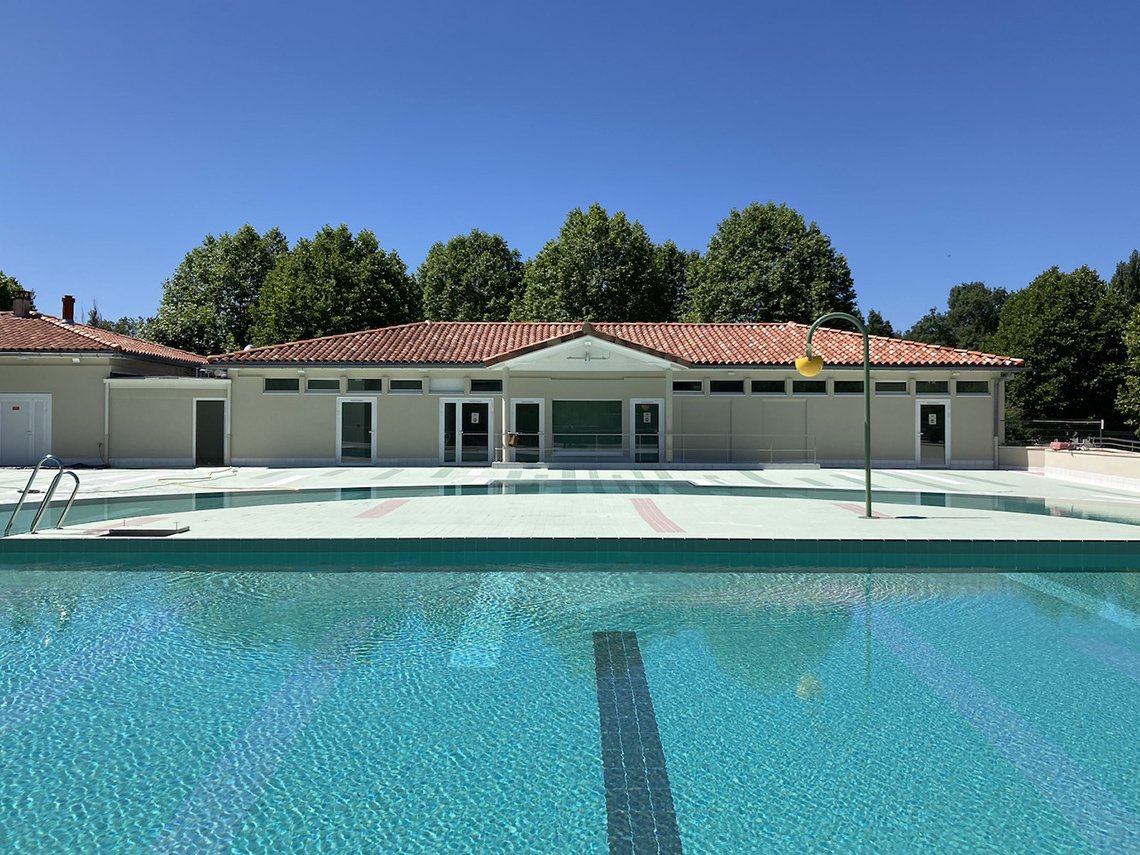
[3,464,1140,543]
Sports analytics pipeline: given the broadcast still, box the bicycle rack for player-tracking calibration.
[4,455,82,537]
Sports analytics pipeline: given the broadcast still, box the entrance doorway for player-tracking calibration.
[0,395,51,466]
[338,399,375,463]
[510,399,543,463]
[631,399,663,464]
[917,401,950,466]
[442,399,492,464]
[194,399,226,466]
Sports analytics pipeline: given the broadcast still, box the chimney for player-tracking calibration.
[11,290,33,318]
[62,295,75,324]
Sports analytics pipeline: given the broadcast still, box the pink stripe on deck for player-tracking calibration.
[630,498,685,533]
[834,502,892,519]
[355,499,409,519]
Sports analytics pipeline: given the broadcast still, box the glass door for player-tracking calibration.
[441,399,492,464]
[917,402,949,466]
[510,400,543,463]
[631,400,662,464]
[460,402,490,462]
[339,400,373,463]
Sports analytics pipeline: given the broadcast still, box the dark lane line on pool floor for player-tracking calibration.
[593,631,683,855]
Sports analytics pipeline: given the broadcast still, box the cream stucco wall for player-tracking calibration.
[0,355,196,465]
[107,379,228,466]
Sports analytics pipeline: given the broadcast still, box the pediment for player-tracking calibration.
[495,335,684,372]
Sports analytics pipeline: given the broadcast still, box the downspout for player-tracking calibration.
[102,380,110,465]
[226,376,232,465]
[664,368,674,463]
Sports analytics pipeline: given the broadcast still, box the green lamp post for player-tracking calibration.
[795,312,873,519]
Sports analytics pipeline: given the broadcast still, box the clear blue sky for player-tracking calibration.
[3,0,1138,331]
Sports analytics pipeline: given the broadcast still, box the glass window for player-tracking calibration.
[263,378,299,393]
[347,378,382,392]
[552,400,622,451]
[874,381,908,395]
[390,379,423,393]
[955,380,989,395]
[916,380,949,394]
[470,379,503,393]
[709,380,744,394]
[751,379,785,395]
[792,380,827,395]
[428,378,465,394]
[672,380,702,394]
[834,380,864,395]
[306,378,340,393]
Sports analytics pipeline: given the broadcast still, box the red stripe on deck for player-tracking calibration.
[124,515,169,527]
[834,502,893,519]
[630,498,685,533]
[355,499,409,519]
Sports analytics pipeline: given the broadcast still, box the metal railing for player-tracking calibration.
[1089,435,1140,454]
[4,455,81,537]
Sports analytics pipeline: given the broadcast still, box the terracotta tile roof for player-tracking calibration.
[212,321,1023,369]
[0,312,207,366]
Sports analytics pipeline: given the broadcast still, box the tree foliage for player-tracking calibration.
[904,282,1008,350]
[250,225,419,345]
[419,230,522,321]
[654,241,699,321]
[514,204,673,322]
[149,225,289,355]
[1109,249,1140,306]
[683,202,857,324]
[0,270,33,311]
[864,309,896,337]
[990,266,1126,423]
[85,302,150,337]
[1117,303,1140,433]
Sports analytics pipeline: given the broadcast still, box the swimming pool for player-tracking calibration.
[1,566,1137,852]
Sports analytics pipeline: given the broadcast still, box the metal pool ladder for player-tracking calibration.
[3,454,81,537]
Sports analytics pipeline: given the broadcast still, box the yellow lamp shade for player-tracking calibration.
[795,354,824,377]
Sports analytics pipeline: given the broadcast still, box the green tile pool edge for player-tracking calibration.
[2,537,1139,571]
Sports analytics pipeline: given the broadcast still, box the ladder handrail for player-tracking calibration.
[28,470,82,534]
[4,454,64,537]
[51,472,82,531]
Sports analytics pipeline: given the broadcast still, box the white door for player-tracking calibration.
[916,400,950,466]
[337,398,376,464]
[510,399,543,463]
[630,399,663,464]
[0,395,51,466]
[440,398,494,464]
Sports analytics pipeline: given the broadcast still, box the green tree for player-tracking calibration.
[515,204,672,322]
[683,202,857,323]
[1117,303,1140,433]
[86,302,151,337]
[149,225,289,354]
[654,241,699,321]
[990,266,1126,423]
[0,270,34,311]
[864,309,896,337]
[905,282,1008,350]
[251,224,419,345]
[419,230,522,321]
[1109,249,1140,306]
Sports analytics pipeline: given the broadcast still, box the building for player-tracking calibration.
[1,308,1025,469]
[0,294,206,466]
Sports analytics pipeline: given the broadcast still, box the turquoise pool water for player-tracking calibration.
[6,479,1140,535]
[1,566,1138,852]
